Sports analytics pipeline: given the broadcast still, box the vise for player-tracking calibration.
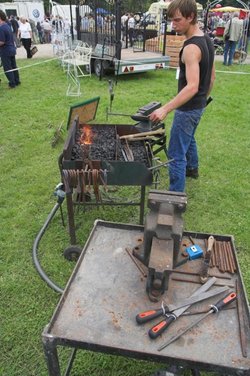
[133,190,187,301]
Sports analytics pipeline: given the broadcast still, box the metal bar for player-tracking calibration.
[139,186,146,225]
[64,348,77,376]
[222,241,230,273]
[125,248,147,278]
[218,241,225,272]
[225,241,234,274]
[227,241,237,272]
[171,276,235,288]
[148,159,173,171]
[236,280,248,358]
[66,193,77,245]
[171,269,232,280]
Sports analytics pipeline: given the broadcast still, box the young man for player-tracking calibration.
[0,10,20,88]
[149,0,215,193]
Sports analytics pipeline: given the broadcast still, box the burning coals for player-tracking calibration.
[71,124,150,167]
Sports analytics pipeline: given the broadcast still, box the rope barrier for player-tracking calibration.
[1,51,249,77]
[0,56,59,76]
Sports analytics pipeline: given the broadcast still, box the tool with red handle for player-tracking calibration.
[145,277,217,339]
[158,292,237,351]
[136,285,228,324]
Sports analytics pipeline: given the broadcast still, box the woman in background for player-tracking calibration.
[18,16,32,58]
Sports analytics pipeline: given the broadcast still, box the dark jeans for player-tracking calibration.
[223,40,237,65]
[168,108,204,192]
[1,54,20,87]
[128,28,134,47]
[21,38,32,58]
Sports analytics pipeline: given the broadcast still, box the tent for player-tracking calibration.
[210,6,248,12]
[96,7,110,15]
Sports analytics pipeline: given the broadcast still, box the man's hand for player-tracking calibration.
[149,106,168,123]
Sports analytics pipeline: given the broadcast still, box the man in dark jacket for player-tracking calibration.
[0,10,20,88]
[10,15,20,47]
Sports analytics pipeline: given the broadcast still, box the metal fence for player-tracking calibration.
[76,1,167,60]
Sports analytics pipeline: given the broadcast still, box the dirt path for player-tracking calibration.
[16,42,250,65]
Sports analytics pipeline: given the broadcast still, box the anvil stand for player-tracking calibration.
[133,190,187,302]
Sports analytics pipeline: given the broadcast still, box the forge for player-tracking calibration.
[59,97,169,258]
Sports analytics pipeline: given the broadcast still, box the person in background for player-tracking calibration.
[18,16,32,58]
[96,13,104,32]
[9,15,20,47]
[42,18,52,43]
[0,10,20,88]
[88,15,95,32]
[128,13,135,47]
[62,17,71,37]
[29,18,38,44]
[121,12,128,41]
[81,15,89,32]
[149,0,215,193]
[36,21,44,43]
[223,12,243,66]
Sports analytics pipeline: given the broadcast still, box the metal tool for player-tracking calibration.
[146,277,217,339]
[200,235,215,283]
[136,285,229,324]
[119,129,165,140]
[158,292,237,351]
[236,280,248,357]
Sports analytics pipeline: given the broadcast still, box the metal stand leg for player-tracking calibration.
[66,193,77,245]
[64,348,77,376]
[42,330,61,376]
[139,186,146,225]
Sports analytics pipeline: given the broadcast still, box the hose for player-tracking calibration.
[32,185,65,294]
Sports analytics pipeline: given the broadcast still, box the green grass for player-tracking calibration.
[0,58,249,376]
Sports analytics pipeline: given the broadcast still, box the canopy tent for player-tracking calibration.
[96,7,110,15]
[210,6,249,12]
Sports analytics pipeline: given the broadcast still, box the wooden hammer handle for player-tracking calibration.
[207,236,215,254]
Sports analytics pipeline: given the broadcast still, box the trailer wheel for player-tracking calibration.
[63,246,81,261]
[136,32,144,42]
[94,59,102,77]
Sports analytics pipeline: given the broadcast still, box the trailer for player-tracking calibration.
[75,0,170,76]
[0,0,45,23]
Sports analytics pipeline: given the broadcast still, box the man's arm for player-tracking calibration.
[149,44,201,123]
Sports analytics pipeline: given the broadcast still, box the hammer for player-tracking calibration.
[200,236,215,283]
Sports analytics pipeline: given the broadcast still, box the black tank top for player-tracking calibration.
[178,34,214,111]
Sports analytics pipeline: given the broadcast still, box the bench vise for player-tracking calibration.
[133,190,187,301]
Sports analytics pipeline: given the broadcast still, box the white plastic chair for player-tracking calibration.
[62,43,92,77]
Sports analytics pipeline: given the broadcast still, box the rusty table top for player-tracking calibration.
[44,220,250,375]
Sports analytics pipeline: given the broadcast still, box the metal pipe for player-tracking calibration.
[32,202,64,294]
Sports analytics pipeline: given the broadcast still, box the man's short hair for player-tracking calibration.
[167,0,197,25]
[0,10,7,21]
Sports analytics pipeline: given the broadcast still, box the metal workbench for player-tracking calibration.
[42,220,250,376]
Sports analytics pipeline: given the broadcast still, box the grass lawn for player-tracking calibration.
[0,58,249,376]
